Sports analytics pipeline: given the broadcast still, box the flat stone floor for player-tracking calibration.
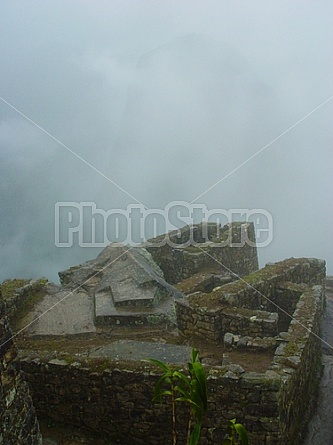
[21,282,175,336]
[23,284,96,336]
[89,340,192,363]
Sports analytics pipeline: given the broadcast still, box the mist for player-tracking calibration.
[0,0,332,283]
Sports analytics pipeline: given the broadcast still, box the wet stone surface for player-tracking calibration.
[89,339,192,363]
[303,276,333,445]
[23,284,96,336]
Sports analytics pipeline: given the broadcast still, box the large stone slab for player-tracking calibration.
[59,244,183,327]
[23,284,96,336]
[89,340,192,364]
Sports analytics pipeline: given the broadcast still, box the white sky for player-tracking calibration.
[0,0,332,281]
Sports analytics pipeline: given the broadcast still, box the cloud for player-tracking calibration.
[0,0,332,283]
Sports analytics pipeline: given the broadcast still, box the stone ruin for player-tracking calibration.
[0,287,42,444]
[59,243,182,328]
[9,221,256,336]
[0,221,327,445]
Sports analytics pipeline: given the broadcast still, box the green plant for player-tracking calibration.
[222,418,248,445]
[149,350,249,445]
[149,358,182,445]
[148,348,207,445]
[184,348,208,445]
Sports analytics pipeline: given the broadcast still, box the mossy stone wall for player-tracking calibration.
[0,287,42,445]
[18,273,324,445]
[176,258,325,342]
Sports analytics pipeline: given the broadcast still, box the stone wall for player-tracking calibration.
[0,287,42,445]
[4,257,325,444]
[17,261,325,445]
[173,257,326,444]
[18,280,323,445]
[146,222,259,284]
[1,278,47,322]
[175,258,325,343]
[18,355,283,444]
[274,285,324,444]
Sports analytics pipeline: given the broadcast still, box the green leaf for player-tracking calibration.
[189,421,202,445]
[173,371,191,387]
[191,348,199,363]
[153,390,172,398]
[147,358,171,373]
[153,373,173,401]
[153,374,168,392]
[222,439,232,445]
[148,349,209,445]
[234,423,248,445]
[185,399,202,410]
[175,396,191,403]
[174,385,190,398]
[190,362,208,412]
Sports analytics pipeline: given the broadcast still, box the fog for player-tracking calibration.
[0,0,332,283]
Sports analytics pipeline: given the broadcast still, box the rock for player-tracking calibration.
[48,359,68,366]
[58,243,183,328]
[89,340,192,364]
[222,353,231,365]
[227,364,245,375]
[223,332,234,348]
[237,337,248,348]
[224,370,239,379]
[59,244,166,295]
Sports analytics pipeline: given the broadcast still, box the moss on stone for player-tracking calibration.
[1,279,31,299]
[9,279,49,329]
[64,355,74,365]
[188,258,319,309]
[283,341,301,356]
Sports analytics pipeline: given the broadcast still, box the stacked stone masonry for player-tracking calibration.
[0,287,42,445]
[14,257,325,445]
[176,258,325,343]
[2,278,47,322]
[146,222,259,284]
